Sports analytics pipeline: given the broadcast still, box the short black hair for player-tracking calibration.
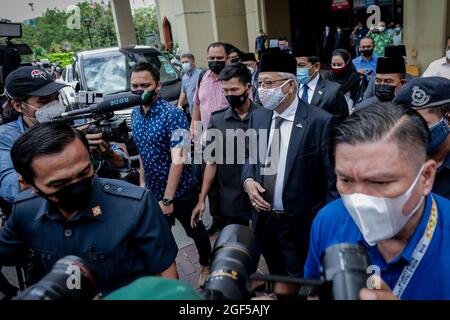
[219,62,252,85]
[130,62,160,82]
[332,103,431,164]
[306,56,321,65]
[207,42,226,53]
[11,122,91,184]
[181,53,195,61]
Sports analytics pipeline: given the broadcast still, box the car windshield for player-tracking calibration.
[82,50,179,94]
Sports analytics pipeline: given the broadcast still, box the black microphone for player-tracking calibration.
[60,93,142,117]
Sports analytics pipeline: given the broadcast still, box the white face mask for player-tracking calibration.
[23,100,65,123]
[258,80,291,111]
[342,165,425,246]
[182,63,193,73]
[446,50,450,60]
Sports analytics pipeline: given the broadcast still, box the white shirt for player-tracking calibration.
[266,97,299,211]
[423,57,450,79]
[298,74,320,104]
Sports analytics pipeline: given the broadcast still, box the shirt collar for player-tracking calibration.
[357,194,434,264]
[16,116,28,134]
[139,97,164,117]
[224,102,256,121]
[34,175,105,222]
[306,73,320,91]
[273,97,298,121]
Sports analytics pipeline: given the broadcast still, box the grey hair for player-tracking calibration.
[181,53,195,61]
[278,72,296,81]
[332,103,431,164]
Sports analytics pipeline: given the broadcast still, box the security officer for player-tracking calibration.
[0,122,178,296]
[394,76,450,199]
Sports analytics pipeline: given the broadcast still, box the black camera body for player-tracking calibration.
[202,225,371,301]
[60,91,131,143]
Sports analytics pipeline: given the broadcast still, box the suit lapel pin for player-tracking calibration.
[296,123,303,129]
[318,90,324,95]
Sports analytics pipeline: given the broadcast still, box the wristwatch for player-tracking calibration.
[162,196,174,206]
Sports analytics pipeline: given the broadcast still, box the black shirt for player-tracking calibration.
[206,102,260,219]
[433,154,450,200]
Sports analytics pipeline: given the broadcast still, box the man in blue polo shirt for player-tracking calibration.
[304,103,450,300]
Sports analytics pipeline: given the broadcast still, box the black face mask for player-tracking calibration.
[375,84,397,102]
[132,89,158,106]
[226,91,248,109]
[38,175,94,212]
[361,49,374,58]
[209,61,226,74]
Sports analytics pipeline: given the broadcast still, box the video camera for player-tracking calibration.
[202,225,371,301]
[50,92,143,143]
[0,22,32,89]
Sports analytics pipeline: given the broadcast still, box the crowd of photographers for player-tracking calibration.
[0,28,449,301]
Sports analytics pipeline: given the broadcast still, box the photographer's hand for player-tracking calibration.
[360,276,399,300]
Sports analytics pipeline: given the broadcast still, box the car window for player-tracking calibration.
[83,53,127,94]
[82,50,179,94]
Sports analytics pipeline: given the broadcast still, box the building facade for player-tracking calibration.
[154,0,450,73]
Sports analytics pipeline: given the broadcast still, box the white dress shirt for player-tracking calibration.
[423,57,450,79]
[298,74,320,104]
[266,97,299,211]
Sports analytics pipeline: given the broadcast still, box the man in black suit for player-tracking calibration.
[322,25,334,64]
[242,52,338,277]
[334,26,346,50]
[294,47,349,122]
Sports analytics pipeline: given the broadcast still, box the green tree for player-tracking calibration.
[18,1,159,61]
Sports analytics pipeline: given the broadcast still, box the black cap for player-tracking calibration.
[376,57,406,74]
[259,52,297,76]
[5,66,67,100]
[385,45,407,58]
[393,77,450,109]
[241,52,257,62]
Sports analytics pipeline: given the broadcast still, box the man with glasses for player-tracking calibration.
[242,52,338,277]
[294,47,348,121]
[355,56,406,111]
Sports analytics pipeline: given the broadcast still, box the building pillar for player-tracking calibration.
[404,0,450,73]
[210,0,250,52]
[110,0,137,47]
[244,0,267,54]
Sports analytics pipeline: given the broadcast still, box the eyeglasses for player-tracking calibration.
[257,79,290,88]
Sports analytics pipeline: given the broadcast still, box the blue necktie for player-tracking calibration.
[301,84,309,103]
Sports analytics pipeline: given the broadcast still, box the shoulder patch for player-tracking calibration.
[101,181,145,201]
[13,189,40,204]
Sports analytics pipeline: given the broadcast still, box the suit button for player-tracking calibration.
[64,229,73,238]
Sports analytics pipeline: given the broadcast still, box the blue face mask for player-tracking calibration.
[428,118,450,154]
[296,67,311,85]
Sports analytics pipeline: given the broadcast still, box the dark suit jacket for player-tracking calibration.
[310,75,349,121]
[242,99,339,266]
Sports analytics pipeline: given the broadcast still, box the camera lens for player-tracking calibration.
[203,225,261,300]
[18,255,97,300]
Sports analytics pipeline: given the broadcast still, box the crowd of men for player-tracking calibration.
[0,29,449,300]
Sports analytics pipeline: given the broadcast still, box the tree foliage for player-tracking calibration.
[19,1,159,57]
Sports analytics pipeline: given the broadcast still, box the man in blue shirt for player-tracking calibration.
[131,62,211,288]
[0,122,178,295]
[0,67,129,205]
[352,37,378,81]
[305,103,450,300]
[177,53,202,118]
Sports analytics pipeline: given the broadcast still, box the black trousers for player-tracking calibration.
[256,214,305,278]
[166,189,212,266]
